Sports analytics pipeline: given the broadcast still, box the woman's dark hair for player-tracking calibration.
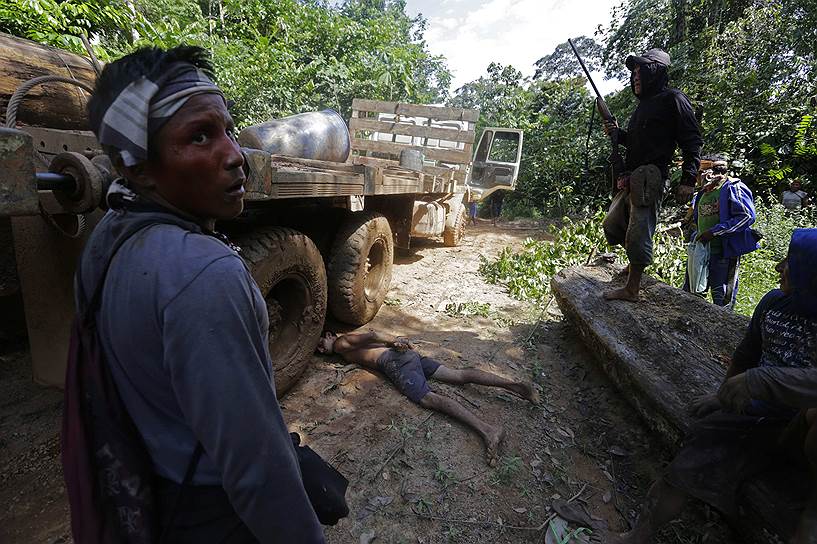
[87,46,214,157]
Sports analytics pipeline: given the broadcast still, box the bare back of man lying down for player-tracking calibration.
[317,330,539,466]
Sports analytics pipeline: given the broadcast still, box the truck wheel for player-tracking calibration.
[236,227,327,396]
[328,212,394,325]
[443,203,467,247]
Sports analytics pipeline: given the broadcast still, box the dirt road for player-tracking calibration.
[0,221,735,543]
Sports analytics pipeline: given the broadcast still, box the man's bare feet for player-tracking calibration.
[484,426,505,467]
[509,382,540,404]
[604,287,639,302]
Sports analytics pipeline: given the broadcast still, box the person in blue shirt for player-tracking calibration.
[77,46,325,542]
[610,229,817,544]
[684,157,759,309]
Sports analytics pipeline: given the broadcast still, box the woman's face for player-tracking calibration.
[142,94,246,221]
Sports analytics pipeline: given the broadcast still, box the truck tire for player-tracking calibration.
[327,212,394,325]
[443,203,467,247]
[236,227,327,396]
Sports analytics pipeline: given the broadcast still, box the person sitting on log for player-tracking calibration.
[610,228,817,544]
[316,330,539,466]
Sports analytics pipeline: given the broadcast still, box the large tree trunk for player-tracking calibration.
[0,32,97,130]
[552,264,809,544]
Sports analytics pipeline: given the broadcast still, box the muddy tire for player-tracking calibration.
[443,203,467,247]
[236,227,327,396]
[327,212,394,325]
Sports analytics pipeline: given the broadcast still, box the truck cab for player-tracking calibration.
[468,127,524,201]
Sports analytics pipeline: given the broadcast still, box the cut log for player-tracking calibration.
[551,265,809,544]
[0,32,97,130]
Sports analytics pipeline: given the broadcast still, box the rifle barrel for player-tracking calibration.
[567,38,604,101]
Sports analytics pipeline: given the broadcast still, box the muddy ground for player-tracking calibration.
[0,220,737,543]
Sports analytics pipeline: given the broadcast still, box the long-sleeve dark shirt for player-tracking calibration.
[730,289,817,411]
[618,88,703,183]
[75,207,325,543]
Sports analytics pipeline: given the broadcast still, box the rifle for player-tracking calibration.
[568,38,625,193]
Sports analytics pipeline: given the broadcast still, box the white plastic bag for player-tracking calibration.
[687,239,710,294]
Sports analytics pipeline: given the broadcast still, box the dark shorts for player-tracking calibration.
[664,410,811,516]
[376,349,441,403]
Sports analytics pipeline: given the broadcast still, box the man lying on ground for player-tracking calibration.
[316,330,539,466]
[610,228,817,544]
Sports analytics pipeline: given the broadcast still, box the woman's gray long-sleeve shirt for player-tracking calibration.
[75,207,324,543]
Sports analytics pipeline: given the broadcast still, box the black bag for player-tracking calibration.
[290,433,349,525]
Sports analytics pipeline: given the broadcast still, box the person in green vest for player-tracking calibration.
[683,156,760,309]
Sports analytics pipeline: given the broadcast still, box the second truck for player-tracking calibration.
[0,32,524,394]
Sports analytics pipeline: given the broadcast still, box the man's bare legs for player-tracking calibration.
[793,409,817,544]
[608,479,689,544]
[419,391,505,466]
[431,366,540,404]
[605,263,645,302]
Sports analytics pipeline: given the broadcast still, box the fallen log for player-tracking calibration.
[552,265,809,543]
[0,32,97,130]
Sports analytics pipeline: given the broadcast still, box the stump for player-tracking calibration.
[552,265,808,543]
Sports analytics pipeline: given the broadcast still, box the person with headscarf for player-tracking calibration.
[73,46,325,542]
[609,228,817,544]
[684,155,759,309]
[602,48,703,302]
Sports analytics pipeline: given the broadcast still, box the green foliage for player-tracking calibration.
[449,38,624,216]
[734,249,779,317]
[753,198,817,259]
[0,0,148,54]
[433,463,454,487]
[598,0,817,193]
[534,36,603,81]
[479,212,611,301]
[4,0,451,127]
[490,454,523,486]
[481,202,815,317]
[735,199,817,315]
[443,301,491,318]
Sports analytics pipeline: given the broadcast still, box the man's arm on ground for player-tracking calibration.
[674,92,703,185]
[163,256,324,543]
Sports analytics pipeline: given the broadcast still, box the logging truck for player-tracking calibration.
[0,33,524,395]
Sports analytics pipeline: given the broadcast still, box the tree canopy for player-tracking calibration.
[1,0,451,126]
[449,0,817,213]
[3,0,815,210]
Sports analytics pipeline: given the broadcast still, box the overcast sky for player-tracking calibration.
[405,0,624,94]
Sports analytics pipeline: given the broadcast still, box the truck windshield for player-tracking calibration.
[488,132,520,163]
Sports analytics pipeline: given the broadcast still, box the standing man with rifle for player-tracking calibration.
[571,43,703,302]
